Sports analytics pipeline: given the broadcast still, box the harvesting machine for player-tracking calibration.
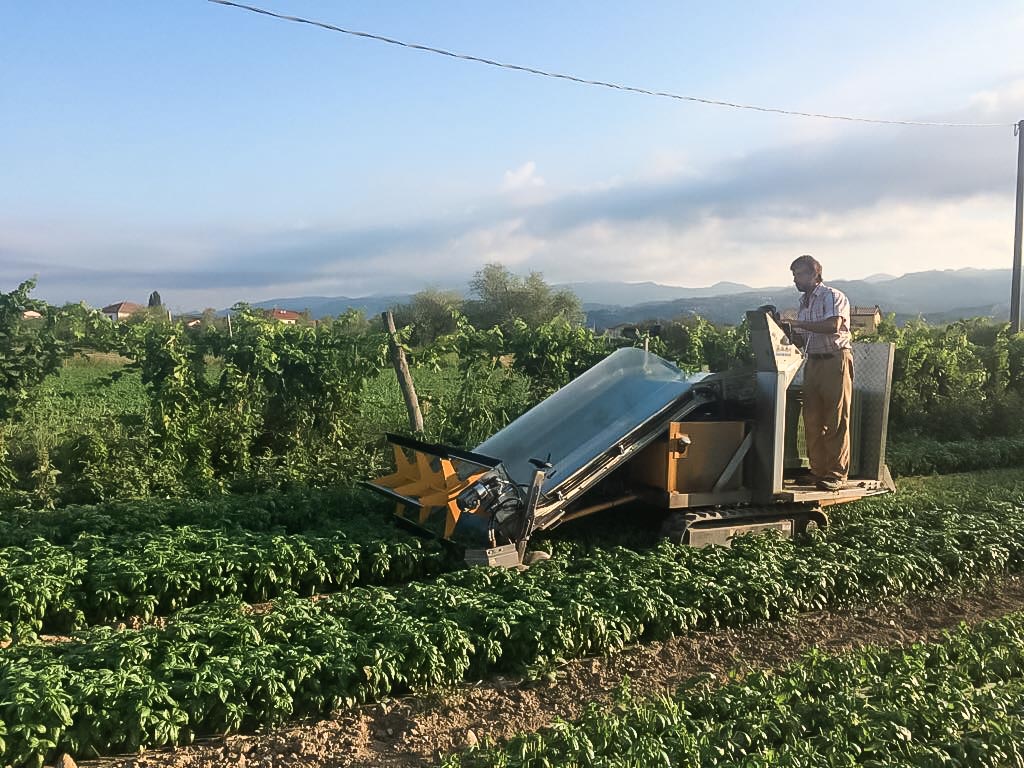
[366,309,895,567]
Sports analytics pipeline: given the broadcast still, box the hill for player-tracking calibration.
[249,268,1013,328]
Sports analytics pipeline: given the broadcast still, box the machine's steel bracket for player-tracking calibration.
[712,429,753,493]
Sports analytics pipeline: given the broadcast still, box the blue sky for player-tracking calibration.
[2,1,1023,310]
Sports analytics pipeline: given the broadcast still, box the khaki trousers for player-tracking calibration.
[803,349,853,481]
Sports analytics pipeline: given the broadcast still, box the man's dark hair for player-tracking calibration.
[790,254,822,283]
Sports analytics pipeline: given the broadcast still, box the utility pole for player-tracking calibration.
[1012,119,1024,333]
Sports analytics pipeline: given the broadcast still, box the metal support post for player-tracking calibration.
[1011,119,1024,333]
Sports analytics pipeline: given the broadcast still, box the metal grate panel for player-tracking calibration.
[852,342,894,480]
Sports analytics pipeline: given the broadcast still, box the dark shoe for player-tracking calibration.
[816,478,845,492]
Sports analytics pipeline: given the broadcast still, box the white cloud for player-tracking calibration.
[969,79,1024,115]
[281,194,1013,298]
[501,161,546,192]
[443,219,543,267]
[504,194,1012,289]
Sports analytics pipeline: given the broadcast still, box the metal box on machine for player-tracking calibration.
[629,420,748,501]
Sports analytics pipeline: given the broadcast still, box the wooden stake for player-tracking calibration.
[382,311,424,433]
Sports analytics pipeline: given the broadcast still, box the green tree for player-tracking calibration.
[391,288,463,345]
[200,308,219,329]
[504,317,612,397]
[50,301,116,351]
[148,291,162,308]
[0,279,65,420]
[661,315,752,373]
[463,263,583,331]
[877,316,989,437]
[0,280,68,502]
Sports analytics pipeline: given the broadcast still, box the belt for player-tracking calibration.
[808,349,850,360]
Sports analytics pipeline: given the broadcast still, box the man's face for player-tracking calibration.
[792,265,816,293]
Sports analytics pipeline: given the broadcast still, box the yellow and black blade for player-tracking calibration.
[364,433,502,539]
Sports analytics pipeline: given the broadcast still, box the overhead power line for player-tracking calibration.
[209,0,1013,129]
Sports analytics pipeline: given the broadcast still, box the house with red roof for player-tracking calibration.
[266,308,303,324]
[102,301,144,323]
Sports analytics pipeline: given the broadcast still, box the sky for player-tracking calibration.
[2,1,1023,311]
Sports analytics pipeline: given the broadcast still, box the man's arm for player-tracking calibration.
[779,321,806,348]
[791,316,842,335]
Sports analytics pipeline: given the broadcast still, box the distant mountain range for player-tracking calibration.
[558,280,754,306]
[582,268,1012,327]
[251,294,412,320]
[250,268,1014,329]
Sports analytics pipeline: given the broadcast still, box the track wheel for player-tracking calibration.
[793,505,828,535]
[523,549,551,566]
[659,512,690,545]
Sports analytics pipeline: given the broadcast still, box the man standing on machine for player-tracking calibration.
[787,255,853,491]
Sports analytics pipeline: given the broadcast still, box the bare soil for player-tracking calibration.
[83,578,1024,768]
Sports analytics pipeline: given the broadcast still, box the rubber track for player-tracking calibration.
[662,503,826,544]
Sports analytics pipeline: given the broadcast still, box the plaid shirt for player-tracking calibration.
[797,282,852,354]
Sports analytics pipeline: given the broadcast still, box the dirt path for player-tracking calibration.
[85,577,1024,768]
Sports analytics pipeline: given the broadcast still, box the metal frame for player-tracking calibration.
[530,385,719,530]
[753,370,789,502]
[713,429,753,492]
